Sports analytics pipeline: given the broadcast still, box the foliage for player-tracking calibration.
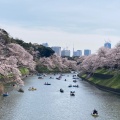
[19,67,29,75]
[80,68,120,89]
[12,38,54,58]
[37,45,54,57]
[78,42,120,89]
[0,28,78,85]
[0,31,36,85]
[38,54,78,73]
[0,29,11,44]
[79,46,120,74]
[0,74,3,79]
[36,65,51,73]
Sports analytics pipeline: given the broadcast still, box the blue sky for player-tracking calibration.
[0,0,120,55]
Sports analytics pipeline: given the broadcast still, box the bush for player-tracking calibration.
[19,67,29,75]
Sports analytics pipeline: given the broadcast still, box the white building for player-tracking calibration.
[51,46,61,56]
[73,50,82,57]
[61,50,70,57]
[42,43,49,47]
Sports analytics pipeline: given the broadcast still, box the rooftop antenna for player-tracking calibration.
[66,46,68,50]
[104,39,107,43]
[73,43,74,57]
[108,39,111,43]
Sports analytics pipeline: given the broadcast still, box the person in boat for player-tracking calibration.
[3,92,8,96]
[60,88,63,92]
[5,92,8,95]
[93,109,98,115]
[70,91,75,93]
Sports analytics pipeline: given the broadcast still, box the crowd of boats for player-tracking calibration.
[37,73,79,97]
[1,71,98,117]
[40,73,98,117]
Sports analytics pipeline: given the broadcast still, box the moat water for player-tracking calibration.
[0,73,120,120]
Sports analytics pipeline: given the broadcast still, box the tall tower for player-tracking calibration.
[73,44,74,57]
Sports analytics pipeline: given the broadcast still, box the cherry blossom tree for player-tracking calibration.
[38,54,78,72]
[7,43,36,71]
[79,44,120,74]
[0,43,35,85]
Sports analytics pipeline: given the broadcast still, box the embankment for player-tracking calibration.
[78,68,120,95]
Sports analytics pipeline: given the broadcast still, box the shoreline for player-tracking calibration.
[79,76,120,95]
[0,73,34,94]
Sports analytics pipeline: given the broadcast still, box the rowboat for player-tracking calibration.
[3,92,9,97]
[91,113,99,117]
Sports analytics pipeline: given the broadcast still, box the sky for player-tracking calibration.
[0,0,120,55]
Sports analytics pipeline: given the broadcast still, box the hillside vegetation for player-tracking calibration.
[80,68,120,89]
[0,28,79,86]
[36,54,78,73]
[0,28,54,85]
[78,46,120,91]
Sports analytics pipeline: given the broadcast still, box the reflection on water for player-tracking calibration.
[0,73,120,120]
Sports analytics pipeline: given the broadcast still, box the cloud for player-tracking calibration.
[1,0,120,32]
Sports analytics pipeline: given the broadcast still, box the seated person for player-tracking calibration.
[93,109,98,114]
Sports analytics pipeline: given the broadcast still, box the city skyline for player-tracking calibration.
[44,41,111,56]
[0,0,120,53]
[50,44,91,57]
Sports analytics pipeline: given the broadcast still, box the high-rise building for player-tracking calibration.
[76,50,82,56]
[42,43,49,47]
[84,49,91,56]
[51,46,61,56]
[61,50,70,57]
[104,42,111,49]
[73,50,82,57]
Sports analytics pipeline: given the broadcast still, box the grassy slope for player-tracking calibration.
[19,67,29,75]
[81,68,120,89]
[0,68,29,79]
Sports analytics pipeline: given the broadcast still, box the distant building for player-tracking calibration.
[51,46,61,56]
[61,50,70,57]
[104,42,111,49]
[73,50,82,57]
[84,49,91,56]
[42,43,49,47]
[33,43,39,45]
